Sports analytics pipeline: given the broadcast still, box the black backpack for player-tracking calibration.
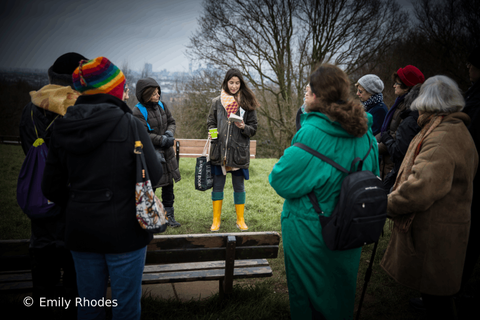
[293,142,387,251]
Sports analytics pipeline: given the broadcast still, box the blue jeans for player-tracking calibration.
[70,246,147,320]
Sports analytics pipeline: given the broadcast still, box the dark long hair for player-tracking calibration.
[309,64,368,137]
[222,68,259,111]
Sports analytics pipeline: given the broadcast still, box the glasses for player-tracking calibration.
[393,82,402,87]
[357,88,363,94]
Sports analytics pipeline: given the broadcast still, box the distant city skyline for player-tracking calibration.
[0,0,416,72]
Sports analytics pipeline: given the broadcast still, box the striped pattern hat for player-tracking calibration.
[72,57,125,100]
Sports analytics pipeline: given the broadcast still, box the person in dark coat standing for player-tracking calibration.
[19,52,86,319]
[133,77,181,227]
[42,57,162,320]
[207,68,258,231]
[355,74,388,136]
[376,65,425,179]
[380,84,421,193]
[459,46,480,300]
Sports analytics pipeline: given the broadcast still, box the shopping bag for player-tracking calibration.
[195,138,213,191]
[130,115,167,233]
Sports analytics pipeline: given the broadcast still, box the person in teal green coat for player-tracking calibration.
[269,64,380,320]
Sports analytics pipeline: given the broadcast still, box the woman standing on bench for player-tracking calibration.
[207,68,259,231]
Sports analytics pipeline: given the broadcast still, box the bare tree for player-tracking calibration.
[172,68,224,139]
[412,0,479,90]
[188,0,409,155]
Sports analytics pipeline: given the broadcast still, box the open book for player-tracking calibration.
[228,113,243,123]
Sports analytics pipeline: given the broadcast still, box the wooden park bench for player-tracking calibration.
[0,135,22,145]
[0,231,280,297]
[174,139,257,164]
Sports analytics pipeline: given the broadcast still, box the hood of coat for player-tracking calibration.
[136,77,161,105]
[301,111,373,138]
[52,94,131,154]
[29,84,81,116]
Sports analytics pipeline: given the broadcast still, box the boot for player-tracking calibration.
[211,200,223,232]
[234,192,248,231]
[165,207,181,227]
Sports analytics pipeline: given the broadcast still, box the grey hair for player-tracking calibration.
[410,75,465,113]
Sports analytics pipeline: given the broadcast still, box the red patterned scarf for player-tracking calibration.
[221,89,239,116]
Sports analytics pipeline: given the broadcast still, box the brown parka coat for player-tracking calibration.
[380,112,478,295]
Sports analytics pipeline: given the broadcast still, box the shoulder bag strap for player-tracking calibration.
[129,114,150,182]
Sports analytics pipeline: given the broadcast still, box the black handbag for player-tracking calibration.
[130,115,168,233]
[195,138,214,191]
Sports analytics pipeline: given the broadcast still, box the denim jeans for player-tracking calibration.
[70,246,147,320]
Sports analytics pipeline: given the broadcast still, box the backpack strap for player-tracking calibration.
[135,103,152,131]
[294,142,348,216]
[293,143,349,174]
[293,140,373,216]
[31,109,59,143]
[351,140,374,172]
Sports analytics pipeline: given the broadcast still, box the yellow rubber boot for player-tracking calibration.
[210,200,223,232]
[235,204,248,231]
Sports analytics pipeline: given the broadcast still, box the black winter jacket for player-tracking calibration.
[207,96,257,168]
[42,94,162,253]
[380,85,421,192]
[133,77,180,188]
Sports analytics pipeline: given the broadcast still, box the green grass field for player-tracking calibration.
[1,144,478,319]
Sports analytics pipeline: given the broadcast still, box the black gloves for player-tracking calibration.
[380,131,393,145]
[160,135,175,148]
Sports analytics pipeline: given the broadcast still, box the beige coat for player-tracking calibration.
[380,112,478,295]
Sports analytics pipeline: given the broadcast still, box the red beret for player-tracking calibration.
[397,65,425,87]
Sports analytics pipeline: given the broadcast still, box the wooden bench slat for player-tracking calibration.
[145,245,278,265]
[141,266,272,284]
[143,258,269,273]
[149,232,280,250]
[0,281,33,292]
[0,272,32,283]
[174,139,257,159]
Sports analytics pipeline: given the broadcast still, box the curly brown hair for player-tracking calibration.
[308,64,368,137]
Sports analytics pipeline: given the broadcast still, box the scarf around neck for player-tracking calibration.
[380,93,407,133]
[221,89,239,117]
[362,93,384,110]
[391,112,447,233]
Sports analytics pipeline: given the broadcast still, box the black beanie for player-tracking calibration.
[48,52,87,87]
[468,47,480,69]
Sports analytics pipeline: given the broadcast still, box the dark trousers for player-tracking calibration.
[154,183,175,207]
[30,245,78,318]
[421,293,457,320]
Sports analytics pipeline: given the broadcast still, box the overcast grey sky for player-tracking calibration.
[0,0,416,72]
[0,0,203,72]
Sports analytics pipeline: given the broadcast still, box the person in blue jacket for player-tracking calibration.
[355,74,388,136]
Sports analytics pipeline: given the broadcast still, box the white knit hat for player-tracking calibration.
[358,74,384,94]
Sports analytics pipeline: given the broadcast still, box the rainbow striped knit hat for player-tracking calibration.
[72,57,125,100]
